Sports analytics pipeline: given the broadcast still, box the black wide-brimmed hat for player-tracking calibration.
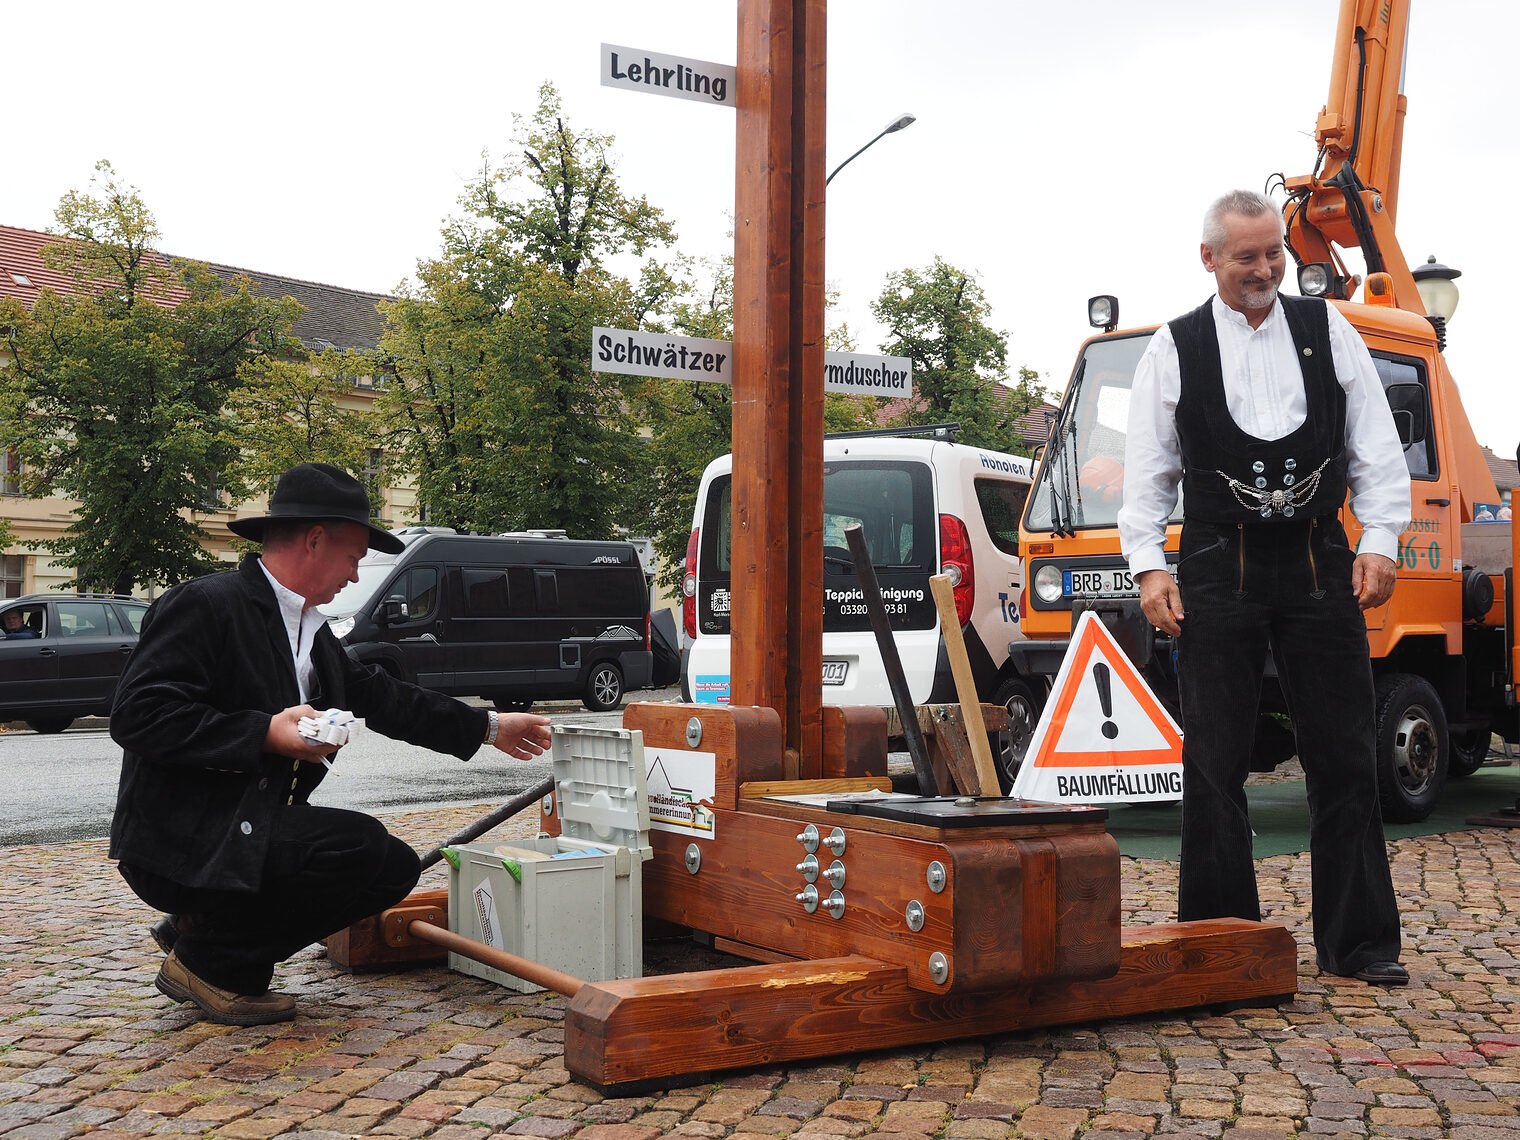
[228,462,405,554]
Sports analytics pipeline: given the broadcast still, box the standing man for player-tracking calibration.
[110,462,553,1024]
[1118,190,1411,985]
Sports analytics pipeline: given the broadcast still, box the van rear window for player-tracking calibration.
[697,461,935,635]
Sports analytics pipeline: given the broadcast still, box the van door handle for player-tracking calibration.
[400,633,439,644]
[1425,498,1450,506]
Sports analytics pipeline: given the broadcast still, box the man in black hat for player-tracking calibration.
[109,462,553,1025]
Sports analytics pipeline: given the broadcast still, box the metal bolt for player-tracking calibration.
[796,853,819,882]
[684,843,702,874]
[541,793,554,815]
[795,883,819,913]
[685,717,703,747]
[905,900,925,932]
[926,861,947,893]
[796,824,819,853]
[822,859,846,888]
[824,890,845,920]
[928,952,949,984]
[823,827,847,855]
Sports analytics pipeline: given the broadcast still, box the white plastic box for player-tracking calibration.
[447,725,650,993]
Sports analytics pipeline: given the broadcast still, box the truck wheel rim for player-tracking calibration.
[1392,703,1439,793]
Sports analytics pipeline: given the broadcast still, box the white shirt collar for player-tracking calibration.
[258,558,324,703]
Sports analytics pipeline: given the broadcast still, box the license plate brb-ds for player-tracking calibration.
[1063,568,1138,598]
[822,660,848,685]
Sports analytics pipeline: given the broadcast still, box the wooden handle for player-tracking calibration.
[929,576,1001,795]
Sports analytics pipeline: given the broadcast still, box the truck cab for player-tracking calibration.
[1014,297,1515,821]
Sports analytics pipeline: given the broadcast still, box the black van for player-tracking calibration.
[318,528,654,711]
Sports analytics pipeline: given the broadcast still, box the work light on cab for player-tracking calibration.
[1033,563,1064,605]
[1297,262,1351,300]
[1088,295,1119,332]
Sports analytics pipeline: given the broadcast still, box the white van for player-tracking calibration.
[679,426,1040,784]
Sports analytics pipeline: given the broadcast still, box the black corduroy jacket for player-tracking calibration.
[108,554,487,892]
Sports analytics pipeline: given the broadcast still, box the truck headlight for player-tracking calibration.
[1033,564,1064,604]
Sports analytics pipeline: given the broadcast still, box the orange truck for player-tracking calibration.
[1009,0,1518,822]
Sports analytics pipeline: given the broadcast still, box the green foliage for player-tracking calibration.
[872,256,1042,452]
[226,347,382,510]
[376,83,676,538]
[0,162,301,594]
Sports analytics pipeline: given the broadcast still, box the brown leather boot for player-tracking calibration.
[155,951,296,1026]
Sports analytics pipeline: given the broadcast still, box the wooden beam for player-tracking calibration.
[565,919,1298,1091]
[731,0,826,773]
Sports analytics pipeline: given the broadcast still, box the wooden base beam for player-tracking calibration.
[565,918,1296,1092]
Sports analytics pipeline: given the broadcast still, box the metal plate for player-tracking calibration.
[824,796,1108,827]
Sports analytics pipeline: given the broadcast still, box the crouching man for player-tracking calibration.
[110,462,552,1024]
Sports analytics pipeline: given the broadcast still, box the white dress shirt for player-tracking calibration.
[259,560,326,704]
[1119,294,1412,577]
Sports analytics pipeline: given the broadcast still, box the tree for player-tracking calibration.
[871,256,1043,452]
[0,162,301,594]
[376,84,676,537]
[226,347,382,509]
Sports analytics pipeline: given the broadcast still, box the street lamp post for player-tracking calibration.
[826,113,916,185]
[1411,254,1461,351]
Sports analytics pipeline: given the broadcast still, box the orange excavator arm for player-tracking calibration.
[1282,0,1424,312]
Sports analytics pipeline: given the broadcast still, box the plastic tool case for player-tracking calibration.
[448,725,651,993]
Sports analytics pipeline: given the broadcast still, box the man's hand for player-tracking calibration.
[492,712,553,761]
[1138,569,1184,637]
[1351,552,1397,610]
[266,705,341,763]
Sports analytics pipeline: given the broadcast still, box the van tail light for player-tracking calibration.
[938,513,974,627]
[682,527,700,639]
[646,609,651,651]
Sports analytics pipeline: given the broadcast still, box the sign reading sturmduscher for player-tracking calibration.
[600,44,736,108]
[592,327,912,399]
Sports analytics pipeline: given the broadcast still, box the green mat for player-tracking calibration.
[1106,761,1520,860]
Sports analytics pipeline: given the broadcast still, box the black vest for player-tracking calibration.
[1171,295,1348,525]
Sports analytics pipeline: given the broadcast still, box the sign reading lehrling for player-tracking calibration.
[592,327,912,399]
[601,44,736,108]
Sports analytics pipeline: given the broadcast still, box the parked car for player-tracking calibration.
[318,528,655,712]
[0,593,150,733]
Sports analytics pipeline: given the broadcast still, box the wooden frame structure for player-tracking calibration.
[334,0,1299,1092]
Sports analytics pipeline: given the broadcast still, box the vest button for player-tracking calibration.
[1252,460,1266,473]
[1284,473,1297,487]
[1283,505,1296,518]
[1255,477,1268,489]
[1285,458,1298,471]
[240,821,252,835]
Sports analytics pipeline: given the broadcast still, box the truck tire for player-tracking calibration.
[584,661,624,712]
[991,675,1043,793]
[1373,673,1447,823]
[25,717,73,735]
[1448,727,1493,779]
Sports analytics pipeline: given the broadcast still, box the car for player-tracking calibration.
[0,593,150,733]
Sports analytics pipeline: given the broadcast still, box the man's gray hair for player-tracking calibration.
[1201,190,1279,250]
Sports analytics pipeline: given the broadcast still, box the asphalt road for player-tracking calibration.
[0,688,681,847]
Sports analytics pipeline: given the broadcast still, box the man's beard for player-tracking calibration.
[1240,279,1281,309]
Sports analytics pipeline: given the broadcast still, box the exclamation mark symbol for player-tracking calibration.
[1093,662,1118,740]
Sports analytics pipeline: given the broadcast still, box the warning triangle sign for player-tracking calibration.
[1012,611,1184,803]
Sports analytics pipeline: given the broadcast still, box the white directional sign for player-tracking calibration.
[601,44,736,108]
[592,327,912,398]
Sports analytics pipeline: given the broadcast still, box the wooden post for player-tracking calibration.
[731,0,826,776]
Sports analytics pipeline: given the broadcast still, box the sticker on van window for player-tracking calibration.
[693,675,731,704]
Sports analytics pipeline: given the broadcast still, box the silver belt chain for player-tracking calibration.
[1215,457,1333,519]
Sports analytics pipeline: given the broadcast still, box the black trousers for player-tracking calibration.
[120,804,420,995]
[1174,516,1400,975]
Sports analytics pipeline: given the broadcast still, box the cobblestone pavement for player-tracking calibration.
[5,796,1520,1140]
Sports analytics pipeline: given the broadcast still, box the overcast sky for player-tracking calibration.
[6,1,1516,456]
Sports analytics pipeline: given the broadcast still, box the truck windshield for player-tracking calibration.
[1025,331,1183,532]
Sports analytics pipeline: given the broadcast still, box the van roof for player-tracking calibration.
[369,531,640,569]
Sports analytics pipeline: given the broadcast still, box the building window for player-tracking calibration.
[2,448,21,496]
[0,554,24,599]
[362,449,384,511]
